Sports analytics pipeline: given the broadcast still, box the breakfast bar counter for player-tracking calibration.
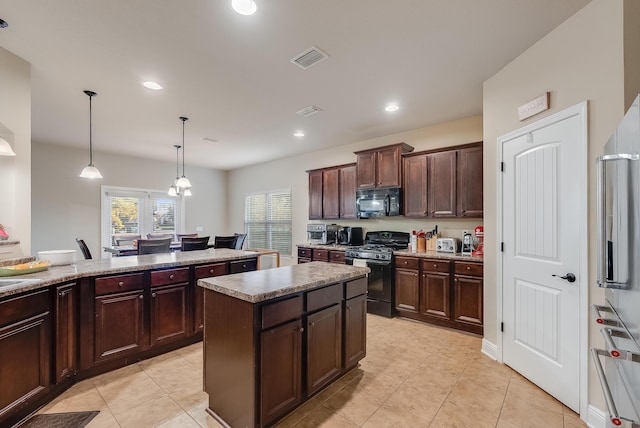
[198,261,370,428]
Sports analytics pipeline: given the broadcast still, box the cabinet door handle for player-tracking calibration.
[466,266,471,270]
[461,209,466,213]
[299,327,304,333]
[414,273,418,277]
[433,264,438,268]
[310,322,316,327]
[209,269,214,274]
[118,281,124,287]
[152,292,157,298]
[169,274,175,279]
[139,295,144,300]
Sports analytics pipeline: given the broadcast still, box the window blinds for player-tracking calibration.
[245,189,292,256]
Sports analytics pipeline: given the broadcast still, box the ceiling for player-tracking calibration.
[0,0,589,171]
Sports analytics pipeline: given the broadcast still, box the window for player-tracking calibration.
[101,186,184,255]
[244,189,292,256]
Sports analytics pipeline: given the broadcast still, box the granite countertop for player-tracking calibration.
[394,249,484,262]
[198,261,370,303]
[0,248,260,298]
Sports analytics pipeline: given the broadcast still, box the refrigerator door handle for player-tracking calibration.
[596,153,638,289]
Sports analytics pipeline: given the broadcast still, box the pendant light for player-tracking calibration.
[231,0,257,15]
[175,116,192,189]
[0,137,15,156]
[79,90,103,179]
[168,144,181,196]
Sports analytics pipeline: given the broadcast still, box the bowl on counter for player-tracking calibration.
[36,249,77,266]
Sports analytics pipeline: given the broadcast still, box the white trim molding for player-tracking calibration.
[481,338,498,361]
[586,405,606,428]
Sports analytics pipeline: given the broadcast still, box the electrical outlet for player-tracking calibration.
[196,226,204,232]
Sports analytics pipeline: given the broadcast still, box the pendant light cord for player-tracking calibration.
[84,90,97,166]
[180,117,188,177]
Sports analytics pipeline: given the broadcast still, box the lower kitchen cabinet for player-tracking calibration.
[297,247,312,263]
[306,304,342,396]
[344,293,366,369]
[329,249,345,264]
[150,284,188,346]
[55,282,78,382]
[395,256,483,335]
[261,319,303,425]
[194,262,228,332]
[0,289,51,423]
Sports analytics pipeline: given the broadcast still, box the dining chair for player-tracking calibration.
[115,234,141,246]
[233,233,247,250]
[76,238,92,260]
[137,238,172,255]
[176,233,198,241]
[213,235,237,249]
[181,236,210,251]
[147,233,174,241]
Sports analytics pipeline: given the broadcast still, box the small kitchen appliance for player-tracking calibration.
[307,224,339,245]
[472,226,484,257]
[436,237,460,253]
[461,232,474,256]
[337,226,363,246]
[345,231,410,317]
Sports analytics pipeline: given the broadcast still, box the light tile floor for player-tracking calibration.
[38,315,587,427]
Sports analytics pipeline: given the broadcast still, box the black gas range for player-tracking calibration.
[345,231,410,317]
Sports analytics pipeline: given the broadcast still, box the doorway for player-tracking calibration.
[497,102,588,415]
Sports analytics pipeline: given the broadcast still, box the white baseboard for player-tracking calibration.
[586,405,606,428]
[481,338,498,360]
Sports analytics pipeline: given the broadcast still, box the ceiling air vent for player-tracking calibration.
[296,105,323,117]
[290,46,329,70]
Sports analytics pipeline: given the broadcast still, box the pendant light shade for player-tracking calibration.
[0,137,16,156]
[79,90,102,179]
[176,116,192,189]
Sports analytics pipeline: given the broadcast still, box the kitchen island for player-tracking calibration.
[198,261,370,428]
[0,249,258,427]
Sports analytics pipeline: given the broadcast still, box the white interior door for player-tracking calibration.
[501,105,586,412]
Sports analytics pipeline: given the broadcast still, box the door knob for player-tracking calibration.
[552,273,576,283]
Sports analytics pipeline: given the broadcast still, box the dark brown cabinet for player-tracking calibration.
[260,319,303,426]
[453,261,483,328]
[402,142,483,219]
[344,292,366,369]
[229,258,258,273]
[306,304,342,395]
[339,164,357,219]
[428,151,457,217]
[297,247,312,263]
[0,290,51,424]
[355,143,413,189]
[194,263,228,332]
[457,145,484,217]
[150,284,188,347]
[311,248,329,262]
[308,170,323,219]
[55,282,77,382]
[395,256,483,335]
[308,164,357,220]
[95,289,146,362]
[329,250,345,264]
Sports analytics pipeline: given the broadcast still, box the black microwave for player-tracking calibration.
[356,188,401,218]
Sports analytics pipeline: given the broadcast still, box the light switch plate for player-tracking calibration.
[196,226,204,232]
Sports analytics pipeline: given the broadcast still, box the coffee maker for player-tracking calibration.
[337,227,363,246]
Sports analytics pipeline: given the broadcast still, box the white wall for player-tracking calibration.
[31,143,227,258]
[0,47,31,253]
[483,0,640,411]
[228,115,483,264]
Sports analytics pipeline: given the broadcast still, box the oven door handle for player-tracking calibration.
[347,258,391,266]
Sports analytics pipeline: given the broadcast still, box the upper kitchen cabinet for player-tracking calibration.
[355,143,414,189]
[456,144,483,217]
[403,142,483,219]
[307,164,357,220]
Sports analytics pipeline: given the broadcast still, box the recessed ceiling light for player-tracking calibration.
[231,0,257,15]
[385,104,399,112]
[142,81,163,90]
[294,131,305,137]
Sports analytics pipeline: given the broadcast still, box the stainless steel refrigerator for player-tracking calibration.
[594,94,640,427]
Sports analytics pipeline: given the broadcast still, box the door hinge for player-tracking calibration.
[501,242,504,252]
[500,162,505,172]
[501,322,504,332]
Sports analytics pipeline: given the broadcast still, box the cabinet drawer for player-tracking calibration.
[345,277,367,299]
[312,249,329,262]
[421,259,450,273]
[454,261,483,277]
[395,256,419,270]
[307,283,342,313]
[150,267,189,286]
[298,247,312,259]
[195,262,228,279]
[95,273,144,296]
[262,295,303,330]
[229,258,257,274]
[0,289,50,326]
[329,250,345,264]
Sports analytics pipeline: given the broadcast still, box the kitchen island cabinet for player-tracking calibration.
[0,248,259,427]
[199,262,369,428]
